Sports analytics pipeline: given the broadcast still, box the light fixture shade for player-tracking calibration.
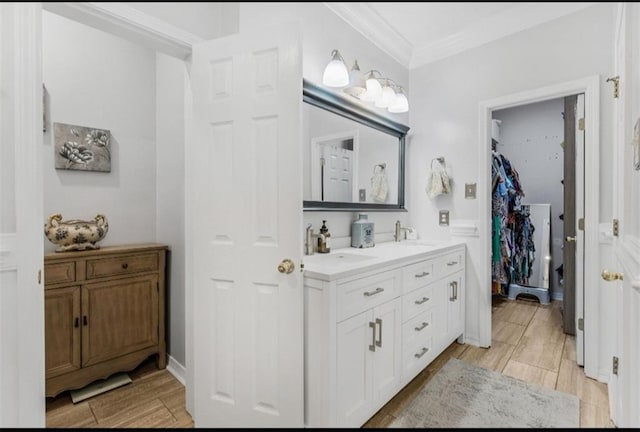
[388,88,409,113]
[322,49,349,87]
[344,60,366,97]
[362,72,382,102]
[376,81,396,108]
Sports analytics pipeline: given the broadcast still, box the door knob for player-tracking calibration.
[566,236,576,242]
[277,259,295,274]
[601,269,624,281]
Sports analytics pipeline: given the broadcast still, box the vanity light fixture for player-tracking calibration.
[322,49,409,113]
[322,49,349,87]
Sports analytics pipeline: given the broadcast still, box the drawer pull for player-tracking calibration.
[369,321,376,352]
[122,263,129,269]
[375,318,382,348]
[363,287,384,297]
[414,347,429,359]
[414,296,430,305]
[415,271,430,278]
[415,322,429,332]
[447,261,458,266]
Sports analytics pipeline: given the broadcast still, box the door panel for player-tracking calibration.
[45,286,81,378]
[191,24,303,427]
[371,298,401,405]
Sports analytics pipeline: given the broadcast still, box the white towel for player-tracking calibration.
[371,164,388,203]
[426,158,450,199]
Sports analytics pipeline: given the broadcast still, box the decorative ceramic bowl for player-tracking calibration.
[44,213,109,252]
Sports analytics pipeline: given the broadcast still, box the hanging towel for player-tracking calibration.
[370,163,389,203]
[426,158,450,199]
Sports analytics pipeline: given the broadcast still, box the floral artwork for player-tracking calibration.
[54,122,111,172]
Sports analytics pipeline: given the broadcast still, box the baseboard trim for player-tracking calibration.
[597,369,610,384]
[166,355,186,386]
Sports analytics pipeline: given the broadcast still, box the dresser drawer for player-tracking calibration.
[86,253,158,279]
[402,309,433,351]
[402,258,436,294]
[44,261,76,286]
[337,269,401,322]
[438,249,464,278]
[402,283,435,323]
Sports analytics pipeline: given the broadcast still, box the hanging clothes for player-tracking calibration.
[491,151,534,296]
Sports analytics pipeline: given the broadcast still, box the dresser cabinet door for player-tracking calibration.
[45,286,81,378]
[81,274,159,367]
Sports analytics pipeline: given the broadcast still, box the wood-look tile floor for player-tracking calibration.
[46,357,193,428]
[46,297,613,428]
[364,297,615,428]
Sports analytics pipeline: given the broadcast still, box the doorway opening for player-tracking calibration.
[477,76,601,379]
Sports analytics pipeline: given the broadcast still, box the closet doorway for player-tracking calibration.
[490,94,585,362]
[478,76,600,378]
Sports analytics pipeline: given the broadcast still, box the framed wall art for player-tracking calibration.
[54,122,111,172]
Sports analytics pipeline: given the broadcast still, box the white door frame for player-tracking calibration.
[478,76,601,378]
[5,3,203,425]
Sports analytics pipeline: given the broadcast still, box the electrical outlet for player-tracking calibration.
[359,189,366,202]
[439,210,450,226]
[465,183,477,199]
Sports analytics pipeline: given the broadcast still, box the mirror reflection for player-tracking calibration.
[302,100,400,206]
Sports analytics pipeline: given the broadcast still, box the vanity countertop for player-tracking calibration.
[302,239,465,281]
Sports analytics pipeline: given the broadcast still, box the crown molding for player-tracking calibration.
[324,2,412,68]
[410,2,597,69]
[43,2,204,59]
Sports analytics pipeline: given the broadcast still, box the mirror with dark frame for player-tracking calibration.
[302,79,410,211]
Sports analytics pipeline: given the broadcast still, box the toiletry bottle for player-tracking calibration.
[318,220,331,253]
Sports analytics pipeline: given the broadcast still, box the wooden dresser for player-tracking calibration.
[44,243,167,397]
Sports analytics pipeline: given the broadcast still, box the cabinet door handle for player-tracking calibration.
[363,287,384,297]
[447,261,458,266]
[414,296,429,305]
[414,347,429,359]
[122,263,129,269]
[83,315,88,326]
[74,317,79,328]
[415,322,429,332]
[449,282,455,301]
[375,318,382,348]
[415,271,430,278]
[369,321,376,352]
[454,281,458,300]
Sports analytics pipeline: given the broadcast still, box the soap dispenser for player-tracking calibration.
[318,220,331,253]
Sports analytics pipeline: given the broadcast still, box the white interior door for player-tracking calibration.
[189,24,303,427]
[609,3,640,427]
[0,3,45,427]
[575,93,585,366]
[321,144,353,202]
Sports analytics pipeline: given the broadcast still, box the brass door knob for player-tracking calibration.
[566,236,576,242]
[601,269,624,281]
[277,259,295,274]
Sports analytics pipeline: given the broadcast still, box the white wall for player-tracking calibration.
[156,53,187,368]
[239,3,412,248]
[493,98,565,298]
[42,10,157,252]
[408,3,615,351]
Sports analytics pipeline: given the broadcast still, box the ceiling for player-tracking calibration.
[325,2,598,69]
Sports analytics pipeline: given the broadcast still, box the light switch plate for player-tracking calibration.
[359,189,366,202]
[465,183,477,199]
[439,210,450,226]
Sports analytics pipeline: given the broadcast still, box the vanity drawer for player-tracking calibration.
[86,253,159,279]
[402,335,434,380]
[44,261,76,286]
[402,258,436,294]
[402,309,433,351]
[402,283,434,323]
[337,269,401,322]
[438,249,464,278]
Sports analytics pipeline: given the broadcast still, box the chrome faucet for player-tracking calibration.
[395,220,409,242]
[305,224,315,255]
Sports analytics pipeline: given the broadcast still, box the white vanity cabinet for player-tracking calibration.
[304,242,466,428]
